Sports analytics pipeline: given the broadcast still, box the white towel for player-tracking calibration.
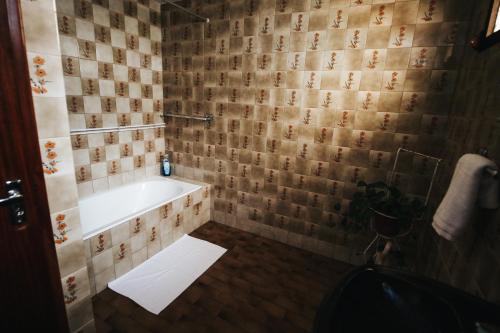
[432,154,498,241]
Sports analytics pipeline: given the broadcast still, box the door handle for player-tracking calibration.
[0,180,26,225]
[0,189,23,206]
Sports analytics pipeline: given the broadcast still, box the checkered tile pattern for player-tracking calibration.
[162,0,467,242]
[56,0,164,190]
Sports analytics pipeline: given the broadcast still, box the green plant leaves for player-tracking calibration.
[344,181,425,232]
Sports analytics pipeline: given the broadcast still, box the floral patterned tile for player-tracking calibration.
[60,266,90,308]
[388,24,415,48]
[90,230,112,256]
[51,207,82,247]
[40,137,74,177]
[27,53,65,98]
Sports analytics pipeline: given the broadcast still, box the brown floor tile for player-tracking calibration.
[93,299,116,320]
[93,221,353,333]
[94,317,112,333]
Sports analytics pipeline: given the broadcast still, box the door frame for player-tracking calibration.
[0,0,69,331]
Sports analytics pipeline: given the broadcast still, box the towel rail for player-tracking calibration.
[389,148,442,206]
[478,148,498,178]
[70,123,166,135]
[161,113,214,122]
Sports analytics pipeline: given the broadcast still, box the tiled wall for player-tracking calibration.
[20,0,94,331]
[84,180,211,295]
[161,0,471,260]
[416,1,500,303]
[54,0,165,197]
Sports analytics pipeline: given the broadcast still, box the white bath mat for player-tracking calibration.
[108,234,227,314]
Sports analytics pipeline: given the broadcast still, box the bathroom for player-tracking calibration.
[1,0,500,331]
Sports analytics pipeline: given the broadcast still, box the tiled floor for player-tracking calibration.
[93,221,353,333]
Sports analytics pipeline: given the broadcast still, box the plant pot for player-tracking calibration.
[371,210,411,238]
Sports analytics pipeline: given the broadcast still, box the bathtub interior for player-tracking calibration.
[80,176,201,239]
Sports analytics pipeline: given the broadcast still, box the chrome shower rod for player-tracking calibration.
[161,0,209,23]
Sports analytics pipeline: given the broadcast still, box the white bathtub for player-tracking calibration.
[80,176,201,239]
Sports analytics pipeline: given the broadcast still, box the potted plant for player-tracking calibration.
[342,181,425,237]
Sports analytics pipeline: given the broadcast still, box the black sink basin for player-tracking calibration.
[313,266,500,333]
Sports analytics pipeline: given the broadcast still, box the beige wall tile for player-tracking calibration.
[66,296,94,332]
[33,97,70,139]
[91,245,113,275]
[45,174,79,212]
[75,320,96,333]
[110,222,130,245]
[21,1,60,55]
[57,240,87,277]
[94,266,115,293]
[132,247,148,267]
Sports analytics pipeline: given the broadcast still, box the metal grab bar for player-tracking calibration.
[70,123,166,135]
[161,113,213,122]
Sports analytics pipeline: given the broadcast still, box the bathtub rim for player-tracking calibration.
[80,176,202,240]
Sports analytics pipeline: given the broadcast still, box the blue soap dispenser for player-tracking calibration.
[162,154,171,176]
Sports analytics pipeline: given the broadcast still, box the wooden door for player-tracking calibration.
[0,0,69,331]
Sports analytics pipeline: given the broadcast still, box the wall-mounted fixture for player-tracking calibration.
[478,148,498,178]
[161,113,214,128]
[389,148,442,206]
[470,0,500,51]
[69,123,166,135]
